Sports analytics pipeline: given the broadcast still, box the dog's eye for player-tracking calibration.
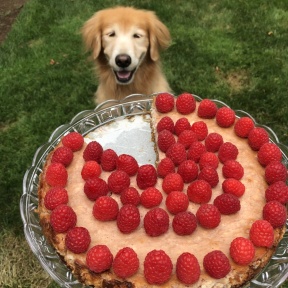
[107,32,115,37]
[133,34,141,39]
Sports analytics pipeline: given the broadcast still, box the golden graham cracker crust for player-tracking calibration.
[38,97,285,288]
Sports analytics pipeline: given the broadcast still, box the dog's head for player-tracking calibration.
[81,6,171,84]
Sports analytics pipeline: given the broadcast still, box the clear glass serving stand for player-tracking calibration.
[20,94,288,288]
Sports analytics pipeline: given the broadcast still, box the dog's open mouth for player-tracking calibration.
[114,69,136,84]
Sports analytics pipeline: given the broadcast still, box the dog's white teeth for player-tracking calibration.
[117,71,131,79]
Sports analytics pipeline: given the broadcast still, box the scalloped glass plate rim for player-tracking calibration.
[20,93,288,288]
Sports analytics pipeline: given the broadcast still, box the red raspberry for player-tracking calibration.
[265,161,287,184]
[165,191,189,214]
[100,149,117,171]
[178,130,198,149]
[234,117,255,138]
[155,93,175,113]
[248,127,269,151]
[196,204,221,229]
[156,116,174,133]
[157,129,176,152]
[157,157,175,178]
[81,160,101,180]
[229,237,255,265]
[213,193,241,215]
[187,141,206,162]
[199,152,219,169]
[249,220,274,248]
[258,142,283,166]
[116,154,139,176]
[86,245,113,273]
[203,250,231,279]
[218,142,239,164]
[144,250,173,284]
[51,146,73,167]
[136,164,157,189]
[45,162,68,187]
[62,132,84,151]
[216,107,235,128]
[92,196,119,221]
[222,160,244,180]
[176,252,200,284]
[65,227,91,254]
[263,200,287,228]
[174,117,191,136]
[144,208,169,237]
[84,177,109,201]
[108,170,130,194]
[44,187,68,210]
[120,187,140,206]
[205,132,223,152]
[112,247,139,278]
[177,160,198,183]
[191,121,208,141]
[83,141,103,163]
[176,92,196,114]
[222,178,245,197]
[198,166,219,188]
[50,204,77,233]
[172,211,197,236]
[162,172,184,194]
[187,180,212,204]
[265,181,288,204]
[197,99,218,119]
[117,204,140,234]
[166,143,186,166]
[140,187,163,208]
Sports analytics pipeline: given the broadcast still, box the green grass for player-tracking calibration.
[0,0,288,286]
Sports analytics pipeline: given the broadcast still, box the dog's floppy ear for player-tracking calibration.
[81,12,102,59]
[148,12,171,62]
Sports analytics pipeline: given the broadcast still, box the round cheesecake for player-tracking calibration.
[37,92,287,287]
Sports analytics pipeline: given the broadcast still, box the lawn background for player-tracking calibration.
[0,0,287,287]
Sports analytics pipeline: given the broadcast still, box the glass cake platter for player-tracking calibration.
[20,93,288,288]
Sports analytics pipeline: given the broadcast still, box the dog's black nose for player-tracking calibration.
[115,54,131,68]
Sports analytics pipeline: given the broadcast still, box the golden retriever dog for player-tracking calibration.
[81,6,171,103]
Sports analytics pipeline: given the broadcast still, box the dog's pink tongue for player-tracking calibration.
[117,71,131,79]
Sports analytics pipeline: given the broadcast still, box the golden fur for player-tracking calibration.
[81,6,171,103]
